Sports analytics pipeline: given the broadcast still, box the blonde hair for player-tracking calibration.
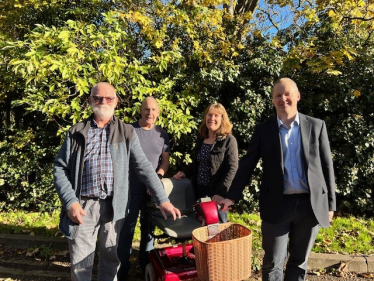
[198,103,233,138]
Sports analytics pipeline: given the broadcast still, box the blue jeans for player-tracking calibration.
[261,195,320,281]
[218,209,228,223]
[117,192,154,280]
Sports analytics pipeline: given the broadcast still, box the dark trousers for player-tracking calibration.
[261,194,320,281]
[117,192,154,280]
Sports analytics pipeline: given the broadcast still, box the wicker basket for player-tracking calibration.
[192,223,252,281]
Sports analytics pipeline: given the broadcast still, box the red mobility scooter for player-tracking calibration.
[144,178,252,281]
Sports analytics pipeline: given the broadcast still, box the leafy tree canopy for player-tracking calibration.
[1,0,373,216]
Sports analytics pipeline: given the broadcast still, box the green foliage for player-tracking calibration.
[0,0,118,213]
[0,211,60,237]
[2,0,253,208]
[314,217,374,255]
[0,126,60,212]
[26,245,56,261]
[0,0,115,40]
[5,1,253,138]
[0,0,373,216]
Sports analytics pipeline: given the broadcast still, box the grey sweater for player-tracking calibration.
[53,116,169,239]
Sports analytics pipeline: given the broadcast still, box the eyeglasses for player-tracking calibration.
[90,96,117,104]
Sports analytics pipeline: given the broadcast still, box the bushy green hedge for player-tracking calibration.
[0,1,373,217]
[0,127,60,212]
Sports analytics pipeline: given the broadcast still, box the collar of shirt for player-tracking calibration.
[277,112,300,129]
[91,117,114,129]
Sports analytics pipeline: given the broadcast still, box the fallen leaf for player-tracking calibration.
[309,270,321,276]
[55,250,69,256]
[358,272,374,278]
[324,239,332,244]
[26,248,39,257]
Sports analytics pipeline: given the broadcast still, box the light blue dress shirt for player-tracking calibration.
[277,113,309,194]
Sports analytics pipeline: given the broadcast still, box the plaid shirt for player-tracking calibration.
[81,119,114,199]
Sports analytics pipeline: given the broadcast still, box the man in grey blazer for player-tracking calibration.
[221,78,336,281]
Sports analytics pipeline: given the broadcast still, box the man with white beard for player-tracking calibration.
[53,82,181,281]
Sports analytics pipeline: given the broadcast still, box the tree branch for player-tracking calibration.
[257,7,280,33]
[363,30,374,47]
[343,16,374,22]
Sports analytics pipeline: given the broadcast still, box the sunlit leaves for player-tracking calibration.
[2,0,373,216]
[0,0,114,40]
[257,1,373,76]
[5,0,252,143]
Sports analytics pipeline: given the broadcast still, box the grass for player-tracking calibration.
[314,216,374,255]
[0,211,61,237]
[0,211,373,255]
[229,212,374,255]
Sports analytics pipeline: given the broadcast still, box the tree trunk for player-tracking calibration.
[235,0,259,15]
[228,0,235,15]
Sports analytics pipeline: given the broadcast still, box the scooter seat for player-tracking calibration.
[152,213,202,239]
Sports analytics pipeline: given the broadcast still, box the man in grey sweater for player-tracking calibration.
[53,82,180,281]
[117,97,170,280]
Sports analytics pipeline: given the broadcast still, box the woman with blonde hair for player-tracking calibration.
[173,103,238,222]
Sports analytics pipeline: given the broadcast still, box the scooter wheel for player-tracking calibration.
[145,263,155,281]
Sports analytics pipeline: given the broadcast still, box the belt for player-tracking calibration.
[283,193,309,199]
[81,196,113,201]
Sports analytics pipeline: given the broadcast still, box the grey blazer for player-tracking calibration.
[228,113,336,228]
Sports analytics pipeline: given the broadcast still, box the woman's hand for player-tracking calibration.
[219,198,235,212]
[173,171,186,180]
[212,195,224,204]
